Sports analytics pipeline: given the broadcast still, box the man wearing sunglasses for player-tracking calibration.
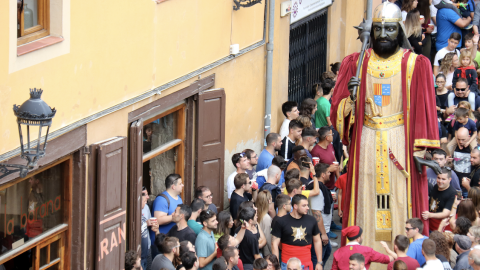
[404,218,428,266]
[445,78,480,116]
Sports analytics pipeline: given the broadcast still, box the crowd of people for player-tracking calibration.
[121,0,480,269]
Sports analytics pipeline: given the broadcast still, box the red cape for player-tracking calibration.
[330,49,440,246]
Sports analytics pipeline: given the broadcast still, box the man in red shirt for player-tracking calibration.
[331,226,392,269]
[310,127,339,190]
[335,173,347,219]
[381,235,420,270]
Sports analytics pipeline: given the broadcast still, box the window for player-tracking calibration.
[142,104,185,197]
[0,158,71,269]
[17,0,50,46]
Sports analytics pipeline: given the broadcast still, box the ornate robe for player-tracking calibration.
[331,48,439,253]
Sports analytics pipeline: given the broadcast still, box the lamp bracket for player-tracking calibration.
[233,0,262,10]
[0,163,29,179]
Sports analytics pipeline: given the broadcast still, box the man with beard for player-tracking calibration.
[330,1,440,254]
[243,149,259,181]
[196,210,219,270]
[271,194,323,270]
[257,133,283,172]
[461,147,480,192]
[444,78,480,114]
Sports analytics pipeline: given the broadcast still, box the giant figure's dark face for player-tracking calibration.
[371,22,401,59]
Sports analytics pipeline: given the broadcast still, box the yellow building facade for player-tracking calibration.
[0,0,372,268]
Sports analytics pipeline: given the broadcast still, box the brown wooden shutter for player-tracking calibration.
[196,89,226,210]
[128,120,143,252]
[95,137,128,269]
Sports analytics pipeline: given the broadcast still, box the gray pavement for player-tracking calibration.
[325,208,342,269]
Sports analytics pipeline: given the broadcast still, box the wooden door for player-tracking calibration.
[95,137,128,269]
[129,120,143,252]
[196,89,226,210]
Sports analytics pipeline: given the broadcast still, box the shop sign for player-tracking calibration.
[290,0,332,24]
[3,195,62,237]
[98,222,126,262]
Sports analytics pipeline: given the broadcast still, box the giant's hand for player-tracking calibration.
[414,157,441,175]
[348,76,361,101]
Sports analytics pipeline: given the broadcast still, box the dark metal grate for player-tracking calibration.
[288,10,328,104]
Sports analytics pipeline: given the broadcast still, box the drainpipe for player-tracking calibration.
[264,0,275,144]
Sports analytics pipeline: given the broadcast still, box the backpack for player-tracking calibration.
[147,193,170,213]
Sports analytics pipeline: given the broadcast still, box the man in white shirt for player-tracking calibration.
[421,239,443,269]
[227,152,250,200]
[433,33,461,77]
[279,101,299,139]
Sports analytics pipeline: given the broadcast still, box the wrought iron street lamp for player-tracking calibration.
[0,88,56,179]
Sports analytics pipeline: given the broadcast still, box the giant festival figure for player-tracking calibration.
[330,2,442,256]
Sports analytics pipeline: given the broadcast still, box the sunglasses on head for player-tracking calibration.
[239,152,246,158]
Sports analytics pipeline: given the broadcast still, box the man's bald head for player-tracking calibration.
[267,165,281,180]
[457,127,471,147]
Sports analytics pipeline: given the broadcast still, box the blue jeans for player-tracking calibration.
[281,262,307,270]
[310,241,331,266]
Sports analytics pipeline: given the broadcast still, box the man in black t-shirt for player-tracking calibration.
[168,204,197,244]
[453,127,473,198]
[230,173,256,220]
[235,207,261,270]
[422,167,457,231]
[271,194,323,270]
[461,148,480,192]
[271,194,292,229]
[279,120,304,161]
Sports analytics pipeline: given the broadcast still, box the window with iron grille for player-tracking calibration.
[288,9,328,105]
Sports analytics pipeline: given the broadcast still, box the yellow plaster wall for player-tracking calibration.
[272,1,291,132]
[0,0,266,154]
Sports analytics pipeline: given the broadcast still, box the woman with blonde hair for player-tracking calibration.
[458,101,475,120]
[439,52,459,90]
[468,225,480,248]
[300,98,317,129]
[296,115,312,129]
[405,9,424,55]
[256,190,273,256]
[443,231,458,268]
